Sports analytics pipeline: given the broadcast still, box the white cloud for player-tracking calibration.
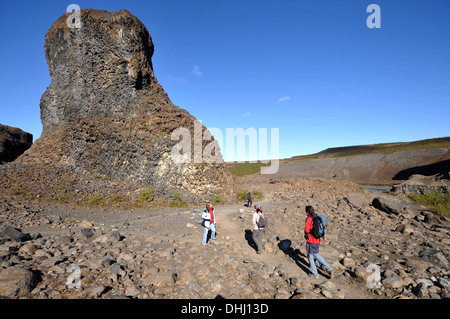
[168,74,186,84]
[242,111,251,117]
[192,65,202,77]
[277,96,291,103]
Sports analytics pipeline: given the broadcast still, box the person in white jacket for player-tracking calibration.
[252,205,265,254]
[202,202,216,245]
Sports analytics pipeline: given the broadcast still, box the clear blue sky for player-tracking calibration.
[1,0,449,161]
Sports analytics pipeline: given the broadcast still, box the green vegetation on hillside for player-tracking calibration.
[137,188,155,203]
[408,191,450,217]
[236,189,264,201]
[226,161,267,176]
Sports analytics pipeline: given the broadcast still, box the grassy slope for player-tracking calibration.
[227,137,450,176]
[226,161,268,176]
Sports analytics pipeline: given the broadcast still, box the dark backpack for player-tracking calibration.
[310,215,327,238]
[256,213,266,228]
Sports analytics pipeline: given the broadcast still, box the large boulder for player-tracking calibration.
[418,248,449,267]
[372,196,403,215]
[0,226,32,242]
[17,9,232,201]
[0,266,39,297]
[0,124,33,164]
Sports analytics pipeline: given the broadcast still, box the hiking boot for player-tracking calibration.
[327,268,333,279]
[308,273,319,279]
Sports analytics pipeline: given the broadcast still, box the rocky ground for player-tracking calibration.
[0,174,449,300]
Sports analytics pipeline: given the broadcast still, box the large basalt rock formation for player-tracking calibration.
[18,9,232,201]
[0,124,33,164]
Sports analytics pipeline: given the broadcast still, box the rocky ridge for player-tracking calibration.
[392,174,450,195]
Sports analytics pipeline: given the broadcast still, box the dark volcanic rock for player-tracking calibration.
[0,124,33,164]
[372,197,402,215]
[0,226,32,242]
[17,9,232,201]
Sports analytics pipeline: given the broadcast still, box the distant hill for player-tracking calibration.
[227,137,450,184]
[284,137,450,163]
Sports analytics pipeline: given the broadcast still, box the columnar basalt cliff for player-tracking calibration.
[18,9,232,201]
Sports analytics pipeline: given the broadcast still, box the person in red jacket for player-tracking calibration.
[304,205,333,279]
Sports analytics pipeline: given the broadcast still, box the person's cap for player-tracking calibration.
[254,205,262,211]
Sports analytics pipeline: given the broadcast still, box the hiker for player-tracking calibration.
[304,205,333,279]
[202,202,216,245]
[252,205,266,254]
[246,192,252,207]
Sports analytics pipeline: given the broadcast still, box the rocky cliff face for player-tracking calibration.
[40,9,162,131]
[18,9,232,201]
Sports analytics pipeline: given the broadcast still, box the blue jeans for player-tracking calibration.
[306,243,331,276]
[202,223,216,244]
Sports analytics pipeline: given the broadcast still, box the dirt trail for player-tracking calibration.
[214,196,376,299]
[218,198,305,274]
[216,198,328,296]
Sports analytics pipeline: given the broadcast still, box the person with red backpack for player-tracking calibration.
[202,202,216,245]
[304,205,333,279]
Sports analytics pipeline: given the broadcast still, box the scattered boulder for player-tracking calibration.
[79,220,94,228]
[318,280,337,293]
[80,228,97,239]
[423,211,441,224]
[395,224,415,234]
[0,266,39,297]
[372,197,402,215]
[412,282,429,298]
[93,230,124,244]
[342,257,356,269]
[354,266,371,281]
[341,195,366,212]
[0,226,31,242]
[438,277,450,289]
[419,249,448,267]
[382,273,404,289]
